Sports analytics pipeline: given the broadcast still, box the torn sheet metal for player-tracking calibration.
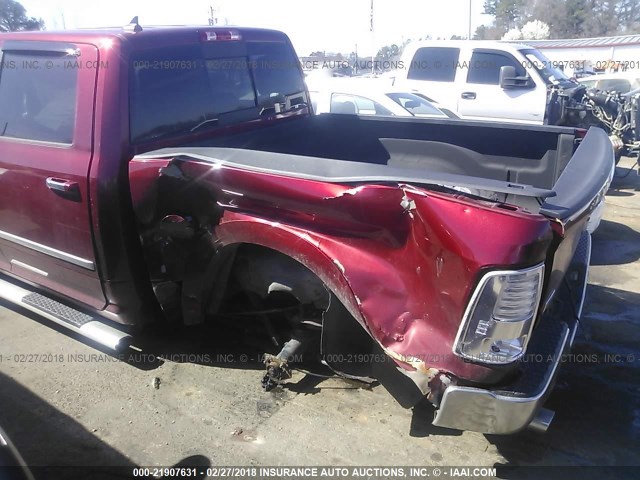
[130,154,554,388]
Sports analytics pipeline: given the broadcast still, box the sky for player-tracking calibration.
[19,0,493,56]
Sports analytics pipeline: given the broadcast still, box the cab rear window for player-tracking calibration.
[129,41,305,144]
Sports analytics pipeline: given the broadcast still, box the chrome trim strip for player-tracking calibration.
[0,230,94,270]
[571,232,592,348]
[576,233,592,320]
[10,259,49,277]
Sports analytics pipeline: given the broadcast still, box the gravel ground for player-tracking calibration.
[0,158,639,479]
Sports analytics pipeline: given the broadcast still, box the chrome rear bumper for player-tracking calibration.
[433,322,570,434]
[433,231,591,434]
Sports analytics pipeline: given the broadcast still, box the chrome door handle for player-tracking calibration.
[46,177,80,200]
[461,92,477,100]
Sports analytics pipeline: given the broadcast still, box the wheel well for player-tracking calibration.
[216,244,331,312]
[203,243,425,404]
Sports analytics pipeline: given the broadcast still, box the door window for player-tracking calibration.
[407,47,460,82]
[0,52,77,144]
[467,51,526,85]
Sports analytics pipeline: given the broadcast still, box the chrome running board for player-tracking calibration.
[0,277,131,350]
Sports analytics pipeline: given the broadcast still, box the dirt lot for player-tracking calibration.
[1,158,639,478]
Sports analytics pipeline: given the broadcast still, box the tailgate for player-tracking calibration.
[539,127,614,306]
[540,127,614,226]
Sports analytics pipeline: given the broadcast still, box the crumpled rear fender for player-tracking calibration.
[129,157,554,387]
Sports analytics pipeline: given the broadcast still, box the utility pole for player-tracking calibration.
[370,0,375,74]
[208,5,218,26]
[355,43,359,75]
[468,0,472,39]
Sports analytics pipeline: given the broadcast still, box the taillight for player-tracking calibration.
[453,264,544,364]
[201,30,242,42]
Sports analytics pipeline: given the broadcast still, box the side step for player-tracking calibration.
[0,278,132,350]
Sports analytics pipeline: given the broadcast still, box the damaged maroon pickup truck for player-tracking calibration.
[0,24,614,434]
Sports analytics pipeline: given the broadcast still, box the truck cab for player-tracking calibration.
[0,25,309,325]
[393,40,581,124]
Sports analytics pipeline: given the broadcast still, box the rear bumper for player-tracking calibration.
[433,319,572,434]
[433,231,591,434]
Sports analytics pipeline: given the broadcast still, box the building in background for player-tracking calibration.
[524,35,640,76]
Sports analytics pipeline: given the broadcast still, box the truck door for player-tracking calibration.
[457,49,547,124]
[0,41,105,309]
[399,46,461,112]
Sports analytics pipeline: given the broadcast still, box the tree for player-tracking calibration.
[473,24,503,39]
[484,0,640,39]
[502,20,551,40]
[554,0,589,38]
[0,0,44,32]
[376,44,400,62]
[483,0,526,34]
[502,19,551,40]
[502,27,523,40]
[521,19,551,39]
[583,0,619,37]
[617,0,640,32]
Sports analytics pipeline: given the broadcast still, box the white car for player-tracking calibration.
[579,72,640,93]
[306,78,458,119]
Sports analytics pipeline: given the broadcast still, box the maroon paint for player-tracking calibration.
[0,41,104,308]
[129,157,553,382]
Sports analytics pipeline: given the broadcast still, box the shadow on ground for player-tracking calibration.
[609,163,640,192]
[487,283,640,475]
[0,372,211,479]
[590,219,640,266]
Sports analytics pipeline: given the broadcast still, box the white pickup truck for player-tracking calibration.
[392,41,584,125]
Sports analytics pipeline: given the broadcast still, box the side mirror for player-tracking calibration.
[499,65,533,89]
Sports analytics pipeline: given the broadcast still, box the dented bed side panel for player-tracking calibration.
[129,156,553,383]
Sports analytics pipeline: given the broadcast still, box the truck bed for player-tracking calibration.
[177,114,613,221]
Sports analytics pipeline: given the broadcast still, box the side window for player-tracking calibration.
[407,47,460,82]
[0,52,78,144]
[330,94,393,116]
[467,51,526,85]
